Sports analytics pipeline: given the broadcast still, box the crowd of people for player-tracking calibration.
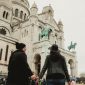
[5,42,73,85]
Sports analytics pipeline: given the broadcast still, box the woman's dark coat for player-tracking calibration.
[39,51,70,82]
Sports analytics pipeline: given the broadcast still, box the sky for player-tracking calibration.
[28,0,85,75]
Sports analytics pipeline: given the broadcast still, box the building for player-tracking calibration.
[0,0,78,77]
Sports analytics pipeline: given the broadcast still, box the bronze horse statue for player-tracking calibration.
[39,26,52,39]
[68,41,77,51]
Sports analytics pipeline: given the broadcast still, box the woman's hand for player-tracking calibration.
[68,81,72,85]
[31,74,37,80]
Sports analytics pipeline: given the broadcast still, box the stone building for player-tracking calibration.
[0,0,78,77]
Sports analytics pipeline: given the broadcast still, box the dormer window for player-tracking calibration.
[6,12,8,19]
[20,11,23,19]
[49,10,51,12]
[3,11,6,18]
[24,13,26,20]
[15,9,18,17]
[3,11,9,19]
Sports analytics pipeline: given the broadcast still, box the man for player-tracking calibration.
[6,42,37,85]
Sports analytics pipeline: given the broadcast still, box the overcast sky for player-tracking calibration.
[28,0,85,75]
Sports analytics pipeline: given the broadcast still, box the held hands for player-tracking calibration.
[31,74,39,80]
[68,81,72,85]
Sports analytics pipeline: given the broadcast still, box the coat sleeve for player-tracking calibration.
[62,57,70,82]
[39,56,49,79]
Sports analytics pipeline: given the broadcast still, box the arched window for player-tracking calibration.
[34,54,41,75]
[25,29,26,36]
[20,11,23,19]
[15,9,18,17]
[5,45,9,61]
[3,11,6,18]
[24,13,26,20]
[27,30,28,35]
[6,12,8,19]
[0,49,3,60]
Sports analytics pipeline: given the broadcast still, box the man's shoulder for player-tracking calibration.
[59,54,65,61]
[14,51,25,57]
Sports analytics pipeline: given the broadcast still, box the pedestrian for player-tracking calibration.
[6,42,37,85]
[39,44,71,85]
[70,78,76,85]
[42,79,46,85]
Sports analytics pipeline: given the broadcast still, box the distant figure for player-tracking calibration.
[42,79,46,85]
[39,44,71,85]
[70,77,76,85]
[70,80,76,85]
[6,42,37,85]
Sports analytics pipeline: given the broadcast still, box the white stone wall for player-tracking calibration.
[0,35,17,74]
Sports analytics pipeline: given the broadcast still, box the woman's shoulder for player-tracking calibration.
[46,55,51,59]
[45,55,50,60]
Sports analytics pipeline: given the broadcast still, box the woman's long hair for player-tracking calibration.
[49,50,63,62]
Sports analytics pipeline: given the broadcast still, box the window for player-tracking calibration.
[3,11,6,18]
[0,28,6,35]
[27,30,28,35]
[5,45,9,61]
[15,9,18,17]
[21,0,24,2]
[20,11,23,19]
[24,13,26,20]
[0,49,3,60]
[3,11,9,19]
[25,29,26,36]
[6,12,8,19]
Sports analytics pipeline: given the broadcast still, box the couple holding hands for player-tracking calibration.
[6,42,71,85]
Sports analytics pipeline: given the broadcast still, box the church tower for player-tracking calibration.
[58,20,65,48]
[42,4,54,21]
[30,2,38,15]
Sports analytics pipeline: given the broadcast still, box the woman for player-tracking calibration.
[6,42,36,85]
[39,44,71,85]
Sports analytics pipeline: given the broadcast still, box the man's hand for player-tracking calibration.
[68,81,71,85]
[31,74,38,80]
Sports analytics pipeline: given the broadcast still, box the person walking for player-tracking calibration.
[39,44,71,85]
[6,42,36,85]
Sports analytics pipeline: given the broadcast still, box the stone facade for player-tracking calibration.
[0,0,78,77]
